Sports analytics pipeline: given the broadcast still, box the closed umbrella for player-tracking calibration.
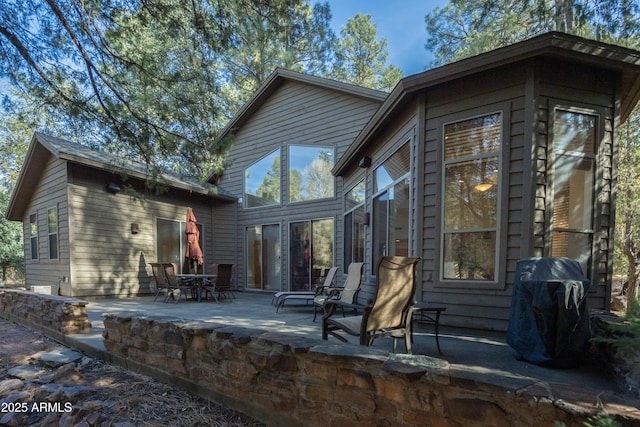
[185,208,203,272]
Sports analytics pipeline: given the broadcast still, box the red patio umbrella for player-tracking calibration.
[185,208,203,271]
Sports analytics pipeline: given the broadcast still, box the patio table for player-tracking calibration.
[412,302,446,355]
[176,274,217,302]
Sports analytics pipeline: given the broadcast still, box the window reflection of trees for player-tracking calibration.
[289,146,334,202]
[245,149,280,208]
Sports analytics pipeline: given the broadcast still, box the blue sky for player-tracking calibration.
[316,0,450,75]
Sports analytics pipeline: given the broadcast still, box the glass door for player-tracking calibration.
[246,224,280,290]
[289,219,334,291]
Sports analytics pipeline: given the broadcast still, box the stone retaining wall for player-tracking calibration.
[102,312,631,427]
[0,289,91,339]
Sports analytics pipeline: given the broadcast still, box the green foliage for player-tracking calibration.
[598,299,640,359]
[555,412,622,427]
[331,13,403,91]
[0,189,24,283]
[425,0,640,66]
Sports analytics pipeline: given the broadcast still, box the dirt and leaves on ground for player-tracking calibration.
[0,319,265,426]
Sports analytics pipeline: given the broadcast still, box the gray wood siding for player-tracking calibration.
[419,65,528,331]
[65,164,215,297]
[415,59,619,331]
[216,80,382,290]
[22,155,70,289]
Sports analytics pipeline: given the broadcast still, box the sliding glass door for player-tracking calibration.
[246,224,280,290]
[290,219,334,291]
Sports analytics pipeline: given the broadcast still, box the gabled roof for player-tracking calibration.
[333,32,640,176]
[207,68,387,183]
[6,132,235,221]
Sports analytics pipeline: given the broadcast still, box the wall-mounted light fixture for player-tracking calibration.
[131,223,139,234]
[359,156,372,168]
[363,212,370,226]
[106,182,122,194]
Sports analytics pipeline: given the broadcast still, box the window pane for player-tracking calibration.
[47,207,58,259]
[444,113,501,160]
[551,230,591,271]
[30,213,38,260]
[553,155,594,231]
[262,224,280,290]
[49,235,58,260]
[389,178,410,256]
[443,232,496,280]
[344,211,353,267]
[290,221,311,290]
[353,206,365,263]
[246,226,261,289]
[290,219,333,290]
[374,143,410,193]
[312,218,334,277]
[372,192,388,272]
[289,146,334,202]
[245,150,280,207]
[444,158,499,230]
[157,219,181,265]
[554,110,596,153]
[47,208,57,234]
[346,180,365,211]
[442,112,501,282]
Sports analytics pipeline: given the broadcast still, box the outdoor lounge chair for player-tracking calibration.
[274,266,339,313]
[322,256,420,354]
[312,262,364,322]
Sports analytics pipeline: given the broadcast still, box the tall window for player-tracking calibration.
[372,143,410,274]
[47,207,58,260]
[29,213,38,260]
[551,109,596,271]
[442,113,501,281]
[290,219,334,291]
[244,149,281,208]
[289,145,334,202]
[344,180,365,267]
[157,218,202,273]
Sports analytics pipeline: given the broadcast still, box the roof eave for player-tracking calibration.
[333,32,640,176]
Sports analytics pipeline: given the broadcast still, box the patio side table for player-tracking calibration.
[412,302,446,355]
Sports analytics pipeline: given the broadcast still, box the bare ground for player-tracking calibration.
[0,319,265,426]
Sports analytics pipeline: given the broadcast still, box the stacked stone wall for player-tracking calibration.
[102,312,636,427]
[0,289,91,338]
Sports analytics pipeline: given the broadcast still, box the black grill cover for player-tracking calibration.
[506,257,591,368]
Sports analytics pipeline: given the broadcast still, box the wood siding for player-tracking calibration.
[22,155,70,289]
[339,58,621,332]
[20,157,217,298]
[215,80,382,290]
[64,164,216,297]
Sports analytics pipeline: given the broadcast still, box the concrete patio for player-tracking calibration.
[67,291,634,400]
